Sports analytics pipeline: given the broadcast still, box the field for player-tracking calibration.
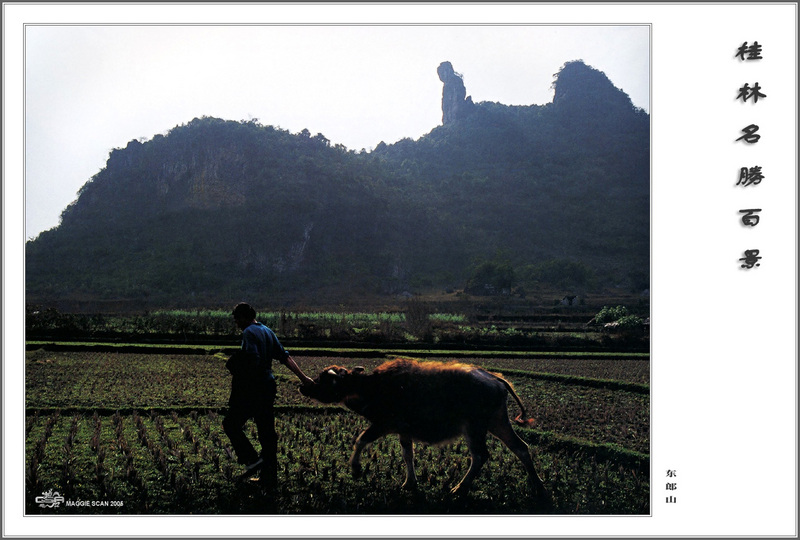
[25,346,649,515]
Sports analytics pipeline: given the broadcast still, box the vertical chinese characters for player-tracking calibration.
[735,41,765,269]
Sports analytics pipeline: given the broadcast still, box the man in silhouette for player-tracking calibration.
[223,302,314,489]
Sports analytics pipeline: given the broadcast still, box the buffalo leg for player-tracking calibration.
[490,419,549,500]
[451,428,490,495]
[399,435,417,489]
[350,424,386,478]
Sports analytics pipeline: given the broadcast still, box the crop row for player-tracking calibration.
[26,305,644,349]
[27,308,467,341]
[26,409,648,515]
[151,309,467,324]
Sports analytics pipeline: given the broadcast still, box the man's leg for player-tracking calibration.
[222,408,259,466]
[254,379,278,487]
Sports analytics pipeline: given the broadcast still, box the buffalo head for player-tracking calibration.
[299,365,365,403]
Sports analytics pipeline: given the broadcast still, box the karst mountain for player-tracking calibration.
[26,60,649,308]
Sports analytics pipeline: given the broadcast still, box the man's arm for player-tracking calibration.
[282,355,314,386]
[241,326,259,355]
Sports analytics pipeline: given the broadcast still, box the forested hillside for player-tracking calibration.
[26,60,649,308]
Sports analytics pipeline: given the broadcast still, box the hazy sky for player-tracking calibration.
[25,24,649,239]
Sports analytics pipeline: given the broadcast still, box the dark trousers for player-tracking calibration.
[222,378,278,484]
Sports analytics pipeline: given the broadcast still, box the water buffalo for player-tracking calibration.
[300,358,550,501]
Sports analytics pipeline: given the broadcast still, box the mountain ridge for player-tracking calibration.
[26,60,649,309]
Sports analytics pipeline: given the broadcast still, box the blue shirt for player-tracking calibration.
[241,322,290,377]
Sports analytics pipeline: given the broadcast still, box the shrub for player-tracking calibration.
[614,315,646,338]
[593,305,629,324]
[616,314,643,330]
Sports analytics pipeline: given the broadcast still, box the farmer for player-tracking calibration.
[223,302,314,488]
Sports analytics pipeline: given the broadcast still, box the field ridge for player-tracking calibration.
[27,341,650,360]
[483,366,649,394]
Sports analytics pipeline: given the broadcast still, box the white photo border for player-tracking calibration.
[3,2,797,538]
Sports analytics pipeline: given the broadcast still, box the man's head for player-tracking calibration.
[232,302,256,330]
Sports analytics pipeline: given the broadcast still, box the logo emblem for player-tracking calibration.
[35,489,65,508]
